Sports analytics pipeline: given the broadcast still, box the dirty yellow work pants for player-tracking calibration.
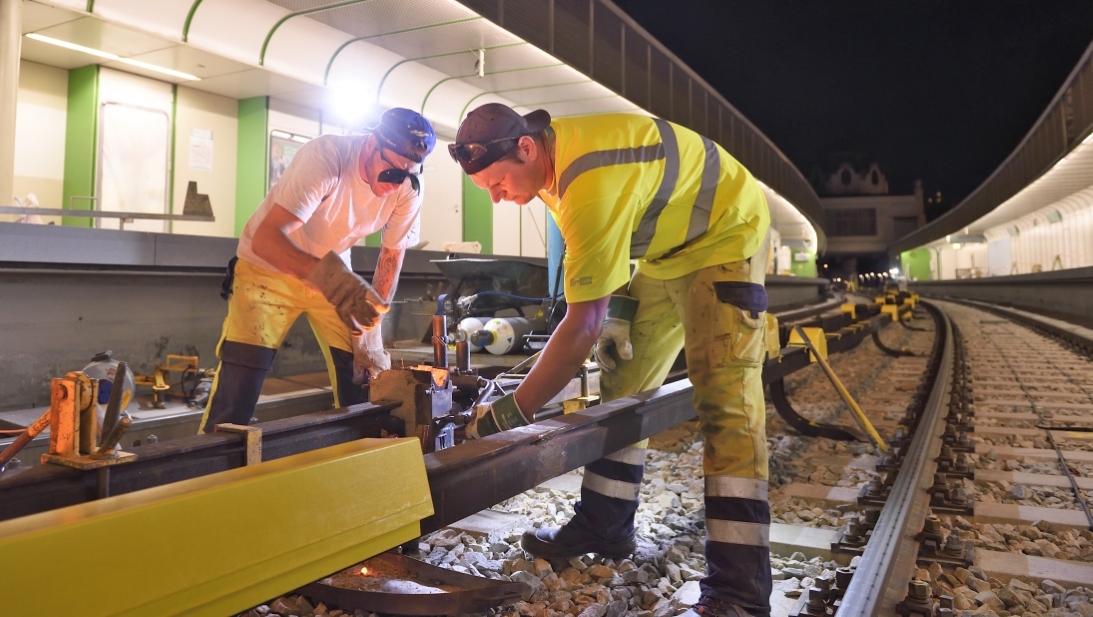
[574,259,771,613]
[198,259,363,433]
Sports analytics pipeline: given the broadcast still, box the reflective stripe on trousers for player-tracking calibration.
[571,444,647,541]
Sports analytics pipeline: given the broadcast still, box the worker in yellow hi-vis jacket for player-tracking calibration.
[451,104,772,617]
[198,109,435,434]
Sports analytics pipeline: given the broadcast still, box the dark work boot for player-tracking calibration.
[521,525,637,560]
[680,595,766,617]
[521,445,646,559]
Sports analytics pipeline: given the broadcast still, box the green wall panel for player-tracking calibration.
[62,65,99,227]
[462,174,492,254]
[901,249,933,282]
[790,249,817,278]
[364,231,381,247]
[235,96,269,238]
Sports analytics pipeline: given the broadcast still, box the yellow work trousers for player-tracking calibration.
[197,259,359,433]
[603,260,768,479]
[594,259,771,612]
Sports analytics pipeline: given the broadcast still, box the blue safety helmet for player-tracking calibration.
[373,108,436,164]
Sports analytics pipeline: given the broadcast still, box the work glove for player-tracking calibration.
[594,295,639,372]
[306,251,388,332]
[352,327,391,385]
[465,392,529,439]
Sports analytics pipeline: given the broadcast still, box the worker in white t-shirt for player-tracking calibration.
[198,108,436,433]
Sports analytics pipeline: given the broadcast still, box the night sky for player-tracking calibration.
[614,1,1093,219]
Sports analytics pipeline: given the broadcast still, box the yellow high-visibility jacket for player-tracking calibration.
[539,113,770,303]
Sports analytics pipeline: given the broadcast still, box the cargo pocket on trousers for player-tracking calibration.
[708,281,768,367]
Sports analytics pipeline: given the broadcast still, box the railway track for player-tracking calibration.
[246,299,1093,617]
[7,293,1092,616]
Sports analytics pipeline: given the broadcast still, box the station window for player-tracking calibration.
[826,208,877,237]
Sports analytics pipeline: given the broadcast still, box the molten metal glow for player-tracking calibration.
[360,566,370,575]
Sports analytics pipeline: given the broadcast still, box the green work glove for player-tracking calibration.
[306,251,388,332]
[466,392,529,439]
[594,295,639,372]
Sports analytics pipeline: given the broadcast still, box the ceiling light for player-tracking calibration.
[26,33,118,60]
[25,33,199,81]
[117,58,199,81]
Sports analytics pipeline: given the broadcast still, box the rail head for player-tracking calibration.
[837,300,953,616]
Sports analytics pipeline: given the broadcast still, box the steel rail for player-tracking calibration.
[838,301,952,616]
[0,297,903,523]
[421,379,697,533]
[0,402,401,522]
[934,295,1093,353]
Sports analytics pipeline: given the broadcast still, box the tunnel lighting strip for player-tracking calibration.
[25,34,200,81]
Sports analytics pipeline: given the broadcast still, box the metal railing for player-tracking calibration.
[890,38,1093,256]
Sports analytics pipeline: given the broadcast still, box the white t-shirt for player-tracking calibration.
[237,134,422,274]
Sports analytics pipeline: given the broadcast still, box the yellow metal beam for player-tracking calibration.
[0,437,432,617]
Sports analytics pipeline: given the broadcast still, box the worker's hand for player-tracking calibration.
[465,392,529,439]
[593,295,639,372]
[306,251,389,332]
[352,328,391,385]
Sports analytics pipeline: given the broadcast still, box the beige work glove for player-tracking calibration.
[352,327,391,385]
[594,295,639,372]
[306,251,388,332]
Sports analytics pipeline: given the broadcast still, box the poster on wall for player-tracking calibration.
[269,131,311,190]
[189,128,213,171]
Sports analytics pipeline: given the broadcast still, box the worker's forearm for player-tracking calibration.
[252,226,319,279]
[371,247,405,304]
[513,317,599,416]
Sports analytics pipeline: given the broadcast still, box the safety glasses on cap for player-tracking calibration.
[447,137,518,166]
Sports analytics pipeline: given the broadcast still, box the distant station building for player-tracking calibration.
[814,159,926,277]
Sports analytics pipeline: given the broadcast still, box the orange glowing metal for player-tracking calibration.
[412,365,449,388]
[360,566,370,575]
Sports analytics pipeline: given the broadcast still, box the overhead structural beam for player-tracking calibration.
[181,0,205,42]
[421,64,568,116]
[323,16,482,85]
[476,94,619,116]
[458,79,593,121]
[260,0,375,67]
[374,41,526,102]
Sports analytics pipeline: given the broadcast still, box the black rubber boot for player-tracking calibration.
[520,525,637,560]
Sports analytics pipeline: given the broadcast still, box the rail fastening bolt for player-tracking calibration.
[910,579,930,599]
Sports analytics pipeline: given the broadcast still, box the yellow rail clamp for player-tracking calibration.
[792,326,888,453]
[0,437,432,617]
[788,326,828,363]
[881,304,900,322]
[840,303,857,320]
[874,295,887,304]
